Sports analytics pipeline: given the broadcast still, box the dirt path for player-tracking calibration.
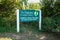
[0,32,59,40]
[0,24,60,40]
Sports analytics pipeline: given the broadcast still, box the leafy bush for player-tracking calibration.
[0,0,16,32]
[42,17,56,32]
[41,0,60,32]
[56,26,60,32]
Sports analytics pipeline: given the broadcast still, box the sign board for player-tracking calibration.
[16,9,41,32]
[19,10,39,22]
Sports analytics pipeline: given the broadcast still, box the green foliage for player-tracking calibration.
[42,17,56,32]
[29,3,40,10]
[0,0,16,32]
[0,0,60,32]
[0,0,15,11]
[56,26,60,32]
[41,0,60,32]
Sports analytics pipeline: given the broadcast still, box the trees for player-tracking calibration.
[41,0,60,32]
[0,0,16,32]
[0,0,60,32]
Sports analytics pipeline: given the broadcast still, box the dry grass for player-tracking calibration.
[0,38,12,40]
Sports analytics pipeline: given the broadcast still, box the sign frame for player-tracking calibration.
[16,9,41,32]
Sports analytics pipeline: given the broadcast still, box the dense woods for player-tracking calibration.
[42,0,60,32]
[0,0,60,32]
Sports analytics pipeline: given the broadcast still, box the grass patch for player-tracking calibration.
[0,38,12,40]
[0,25,16,33]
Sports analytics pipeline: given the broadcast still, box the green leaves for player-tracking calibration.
[0,0,15,12]
[29,3,40,10]
[56,26,60,32]
[42,17,56,32]
[42,0,60,32]
[0,0,16,32]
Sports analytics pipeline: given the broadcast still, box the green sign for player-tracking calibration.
[19,10,39,22]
